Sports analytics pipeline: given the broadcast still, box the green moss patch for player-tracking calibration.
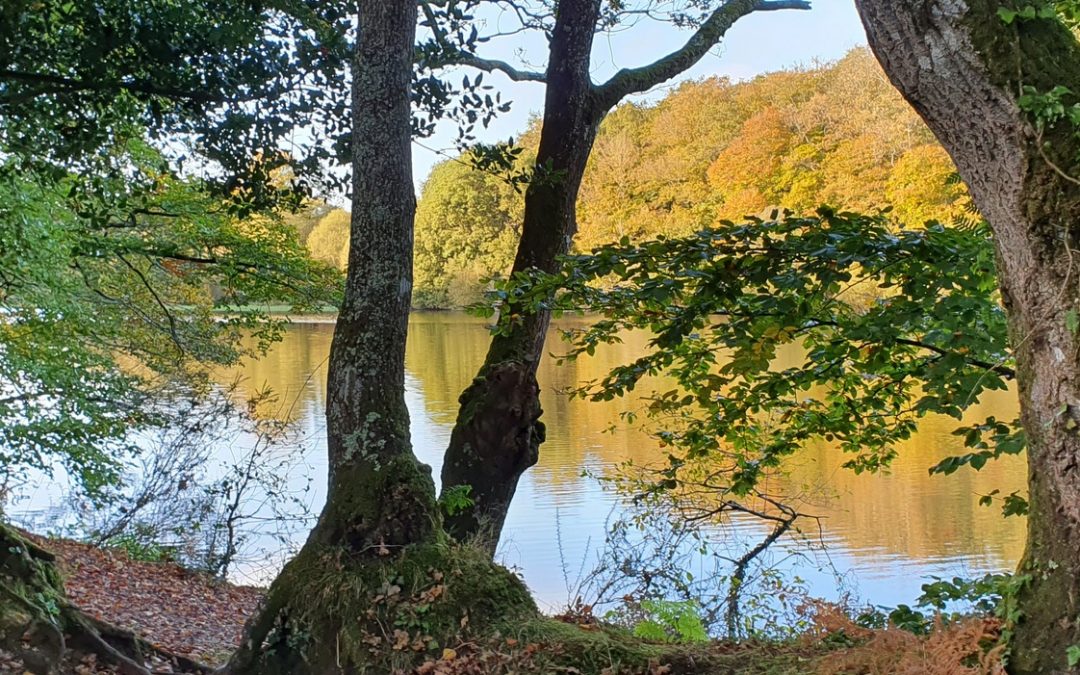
[233,538,537,673]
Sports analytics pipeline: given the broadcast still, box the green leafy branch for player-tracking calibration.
[478,210,1021,510]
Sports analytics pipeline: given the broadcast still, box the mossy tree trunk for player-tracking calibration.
[224,3,536,672]
[854,2,1080,673]
[439,0,809,552]
[312,0,432,555]
[438,0,606,552]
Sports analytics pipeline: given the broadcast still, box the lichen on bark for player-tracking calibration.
[853,2,1080,672]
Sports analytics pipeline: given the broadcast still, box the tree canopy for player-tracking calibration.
[414,49,972,307]
[1,0,352,203]
[414,158,525,308]
[0,140,339,499]
[483,210,1019,508]
[0,0,346,498]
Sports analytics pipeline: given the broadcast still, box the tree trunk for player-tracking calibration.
[439,0,607,551]
[312,0,433,555]
[225,3,534,672]
[853,2,1080,672]
[437,0,808,552]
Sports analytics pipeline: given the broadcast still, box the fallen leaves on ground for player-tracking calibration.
[25,534,264,666]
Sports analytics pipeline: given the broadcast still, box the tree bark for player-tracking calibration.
[439,0,606,551]
[853,2,1080,673]
[310,0,434,554]
[225,1,435,670]
[438,0,810,553]
[224,4,536,671]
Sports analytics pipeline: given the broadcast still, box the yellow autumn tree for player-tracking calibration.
[306,208,350,270]
[414,47,973,308]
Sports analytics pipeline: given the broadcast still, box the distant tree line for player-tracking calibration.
[392,48,970,308]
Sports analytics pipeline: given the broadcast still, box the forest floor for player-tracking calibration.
[0,533,1005,675]
[22,534,262,665]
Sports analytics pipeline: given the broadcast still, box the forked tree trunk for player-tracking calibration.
[439,0,606,550]
[854,2,1080,672]
[225,3,534,672]
[438,0,809,551]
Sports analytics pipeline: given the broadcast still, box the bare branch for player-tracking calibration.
[418,1,546,82]
[453,55,547,82]
[595,0,811,108]
[117,253,186,357]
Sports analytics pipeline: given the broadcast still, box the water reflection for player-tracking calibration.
[214,313,1025,609]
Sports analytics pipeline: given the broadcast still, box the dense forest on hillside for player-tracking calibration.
[295,48,972,308]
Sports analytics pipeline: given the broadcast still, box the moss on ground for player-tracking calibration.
[0,523,67,667]
[501,617,820,674]
[228,538,537,674]
[228,536,827,674]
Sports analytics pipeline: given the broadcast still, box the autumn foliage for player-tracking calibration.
[807,602,1005,675]
[406,48,971,307]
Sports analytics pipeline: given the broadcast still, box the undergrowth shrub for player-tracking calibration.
[807,601,1005,675]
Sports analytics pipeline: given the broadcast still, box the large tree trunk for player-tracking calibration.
[225,3,534,672]
[312,0,432,556]
[438,0,808,552]
[439,0,607,550]
[853,2,1080,673]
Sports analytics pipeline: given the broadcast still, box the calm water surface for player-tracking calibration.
[213,313,1025,611]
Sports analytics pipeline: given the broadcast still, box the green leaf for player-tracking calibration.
[1067,644,1080,668]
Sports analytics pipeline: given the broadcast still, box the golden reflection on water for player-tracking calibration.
[214,313,1026,603]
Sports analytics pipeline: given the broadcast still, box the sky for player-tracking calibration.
[412,0,869,186]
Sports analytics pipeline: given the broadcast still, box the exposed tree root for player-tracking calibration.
[222,538,538,675]
[0,524,212,675]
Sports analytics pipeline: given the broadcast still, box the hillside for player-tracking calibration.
[299,48,971,309]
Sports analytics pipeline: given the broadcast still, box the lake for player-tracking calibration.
[208,312,1024,614]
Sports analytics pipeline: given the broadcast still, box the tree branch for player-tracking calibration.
[893,337,1016,380]
[452,55,547,82]
[595,0,811,108]
[802,319,1016,380]
[116,253,186,358]
[418,1,546,82]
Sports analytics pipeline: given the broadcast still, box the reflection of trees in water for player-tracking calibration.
[215,323,334,425]
[403,314,490,428]
[404,313,669,489]
[217,316,1026,571]
[777,386,1025,567]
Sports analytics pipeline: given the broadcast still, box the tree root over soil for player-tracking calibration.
[0,524,212,675]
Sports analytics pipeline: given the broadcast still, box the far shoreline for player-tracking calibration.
[212,306,466,325]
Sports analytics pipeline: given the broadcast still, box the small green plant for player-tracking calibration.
[996,573,1032,667]
[855,604,931,635]
[917,573,1011,614]
[439,484,474,517]
[1068,644,1080,668]
[853,573,1013,638]
[34,591,60,619]
[104,534,176,563]
[624,599,708,644]
[998,4,1059,24]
